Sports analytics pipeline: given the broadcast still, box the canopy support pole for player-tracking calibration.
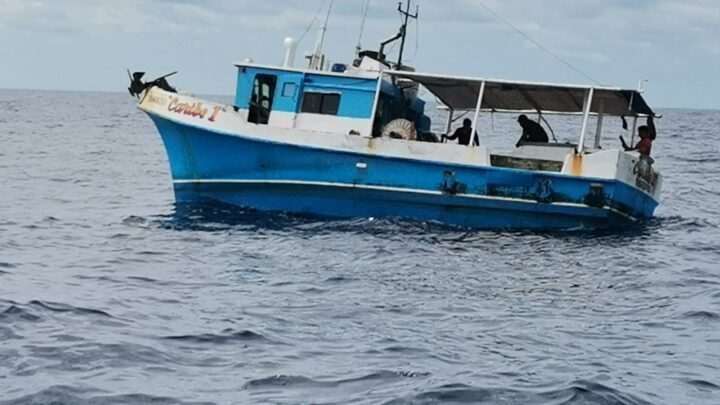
[630,116,638,146]
[368,73,383,138]
[577,87,594,154]
[444,108,454,138]
[470,81,486,147]
[593,99,605,150]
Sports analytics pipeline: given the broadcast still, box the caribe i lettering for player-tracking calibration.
[168,97,223,122]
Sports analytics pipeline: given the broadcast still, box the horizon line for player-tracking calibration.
[0,86,716,112]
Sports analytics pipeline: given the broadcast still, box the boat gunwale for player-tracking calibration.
[140,102,660,205]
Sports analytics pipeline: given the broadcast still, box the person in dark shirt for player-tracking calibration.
[443,118,479,146]
[620,115,656,157]
[515,114,549,147]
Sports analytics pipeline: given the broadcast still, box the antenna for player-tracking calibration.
[397,0,419,68]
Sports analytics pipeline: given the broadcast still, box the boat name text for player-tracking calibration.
[168,97,223,122]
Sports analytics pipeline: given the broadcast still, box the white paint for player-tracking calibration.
[615,151,663,199]
[577,87,594,153]
[267,110,296,129]
[294,112,370,137]
[238,108,370,137]
[139,88,491,168]
[572,149,620,179]
[235,61,379,80]
[470,80,485,147]
[560,149,662,200]
[356,162,367,169]
[358,56,386,72]
[368,73,384,138]
[282,37,298,68]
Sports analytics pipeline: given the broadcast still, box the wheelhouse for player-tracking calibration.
[233,62,430,139]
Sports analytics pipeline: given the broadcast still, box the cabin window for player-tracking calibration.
[282,82,297,97]
[301,92,341,115]
[320,94,340,115]
[248,74,277,125]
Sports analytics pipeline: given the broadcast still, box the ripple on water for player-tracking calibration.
[382,381,652,405]
[162,329,276,345]
[243,370,430,390]
[0,385,214,405]
[680,310,720,322]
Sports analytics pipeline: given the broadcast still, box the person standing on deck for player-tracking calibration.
[443,118,479,146]
[515,114,549,147]
[620,115,656,158]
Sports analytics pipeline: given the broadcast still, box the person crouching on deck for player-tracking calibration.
[620,115,656,159]
[515,114,549,147]
[442,118,479,146]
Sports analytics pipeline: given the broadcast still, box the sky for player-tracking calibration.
[1,0,718,109]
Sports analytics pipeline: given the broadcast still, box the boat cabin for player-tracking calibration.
[233,63,428,139]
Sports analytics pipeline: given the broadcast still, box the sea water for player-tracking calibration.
[1,90,719,404]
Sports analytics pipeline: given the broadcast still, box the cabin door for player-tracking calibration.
[248,74,277,125]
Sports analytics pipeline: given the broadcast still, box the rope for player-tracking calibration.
[540,114,558,142]
[471,0,602,85]
[356,0,370,53]
[405,10,420,63]
[298,0,328,45]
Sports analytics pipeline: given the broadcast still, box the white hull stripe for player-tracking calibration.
[172,179,637,221]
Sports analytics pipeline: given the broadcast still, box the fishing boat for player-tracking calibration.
[128,1,661,229]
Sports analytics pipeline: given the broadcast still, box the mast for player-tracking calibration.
[396,0,418,68]
[309,0,334,70]
[355,0,370,56]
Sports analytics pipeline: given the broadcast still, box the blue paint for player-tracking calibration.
[301,74,377,118]
[272,72,304,113]
[149,114,659,229]
[234,65,379,119]
[174,182,629,229]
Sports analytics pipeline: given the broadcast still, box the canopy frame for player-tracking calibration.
[382,69,654,151]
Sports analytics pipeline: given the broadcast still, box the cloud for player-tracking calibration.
[0,0,718,107]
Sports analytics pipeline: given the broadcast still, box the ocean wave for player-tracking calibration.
[244,370,429,390]
[0,300,114,327]
[0,325,22,340]
[163,329,276,345]
[680,310,720,322]
[27,300,113,318]
[382,380,651,405]
[685,379,720,390]
[0,303,42,323]
[0,385,214,405]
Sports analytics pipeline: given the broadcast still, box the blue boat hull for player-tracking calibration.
[150,115,658,229]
